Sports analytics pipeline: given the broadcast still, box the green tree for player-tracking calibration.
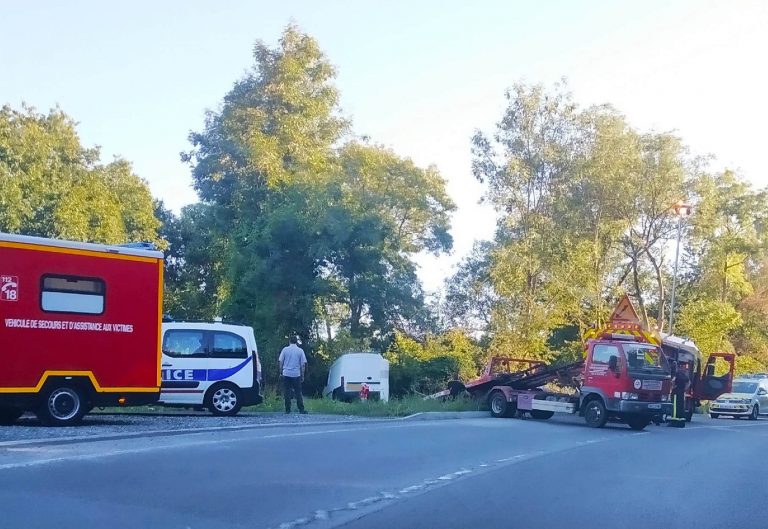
[182,25,347,364]
[0,104,159,244]
[471,82,583,358]
[688,170,768,304]
[180,25,453,387]
[676,299,742,354]
[325,143,454,340]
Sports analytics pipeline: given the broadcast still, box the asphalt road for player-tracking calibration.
[0,414,766,529]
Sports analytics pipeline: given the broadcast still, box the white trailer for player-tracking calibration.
[324,353,389,402]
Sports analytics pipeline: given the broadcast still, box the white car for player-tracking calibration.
[709,378,768,420]
[159,321,263,415]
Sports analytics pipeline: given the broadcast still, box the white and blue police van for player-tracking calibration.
[158,320,263,416]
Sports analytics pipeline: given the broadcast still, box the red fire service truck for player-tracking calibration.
[0,232,163,426]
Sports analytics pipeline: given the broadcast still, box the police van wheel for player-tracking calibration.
[37,385,86,426]
[0,407,24,426]
[206,383,242,416]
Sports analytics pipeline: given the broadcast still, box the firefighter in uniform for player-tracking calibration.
[668,361,689,428]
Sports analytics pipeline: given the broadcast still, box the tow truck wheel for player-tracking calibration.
[625,415,651,431]
[749,404,759,421]
[583,398,608,428]
[206,383,243,416]
[37,385,86,426]
[0,407,24,426]
[489,391,513,418]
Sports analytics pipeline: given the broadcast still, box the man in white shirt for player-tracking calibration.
[279,336,307,414]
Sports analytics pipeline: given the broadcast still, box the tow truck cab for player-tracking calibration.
[581,335,673,424]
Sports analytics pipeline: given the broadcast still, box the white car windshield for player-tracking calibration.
[732,381,758,394]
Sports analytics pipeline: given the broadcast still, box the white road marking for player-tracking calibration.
[0,423,421,471]
[269,440,614,529]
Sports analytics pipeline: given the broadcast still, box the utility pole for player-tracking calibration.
[668,202,692,334]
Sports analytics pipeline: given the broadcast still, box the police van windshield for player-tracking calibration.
[623,344,666,372]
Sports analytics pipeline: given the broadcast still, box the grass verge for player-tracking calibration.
[254,392,481,417]
[96,393,481,417]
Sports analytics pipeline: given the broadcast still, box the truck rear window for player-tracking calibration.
[40,275,105,315]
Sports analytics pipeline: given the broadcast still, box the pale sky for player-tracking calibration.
[2,1,766,292]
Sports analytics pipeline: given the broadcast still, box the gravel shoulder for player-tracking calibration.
[0,411,377,444]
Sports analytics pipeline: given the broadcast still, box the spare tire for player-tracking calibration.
[447,380,466,399]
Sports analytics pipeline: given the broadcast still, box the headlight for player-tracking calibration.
[621,392,639,400]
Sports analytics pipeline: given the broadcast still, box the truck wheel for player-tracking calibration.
[749,404,759,421]
[583,398,608,428]
[37,385,86,426]
[625,415,650,430]
[0,407,23,426]
[489,391,513,418]
[206,383,242,416]
[530,410,554,420]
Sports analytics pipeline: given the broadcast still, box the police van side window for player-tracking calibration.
[211,332,248,359]
[163,330,207,358]
[40,275,105,315]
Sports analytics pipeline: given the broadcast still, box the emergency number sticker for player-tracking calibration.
[1,276,18,302]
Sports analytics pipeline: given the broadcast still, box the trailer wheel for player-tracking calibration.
[583,398,608,428]
[206,383,243,416]
[489,391,513,418]
[625,415,651,431]
[37,385,86,426]
[530,410,554,420]
[0,407,24,426]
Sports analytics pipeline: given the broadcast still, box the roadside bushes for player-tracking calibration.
[388,355,461,398]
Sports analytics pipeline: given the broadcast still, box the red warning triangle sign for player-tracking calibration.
[609,294,642,325]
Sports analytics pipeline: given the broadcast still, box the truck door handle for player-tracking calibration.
[162,363,172,367]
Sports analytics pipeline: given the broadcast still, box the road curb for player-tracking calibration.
[0,411,489,449]
[0,417,398,449]
[401,411,488,421]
